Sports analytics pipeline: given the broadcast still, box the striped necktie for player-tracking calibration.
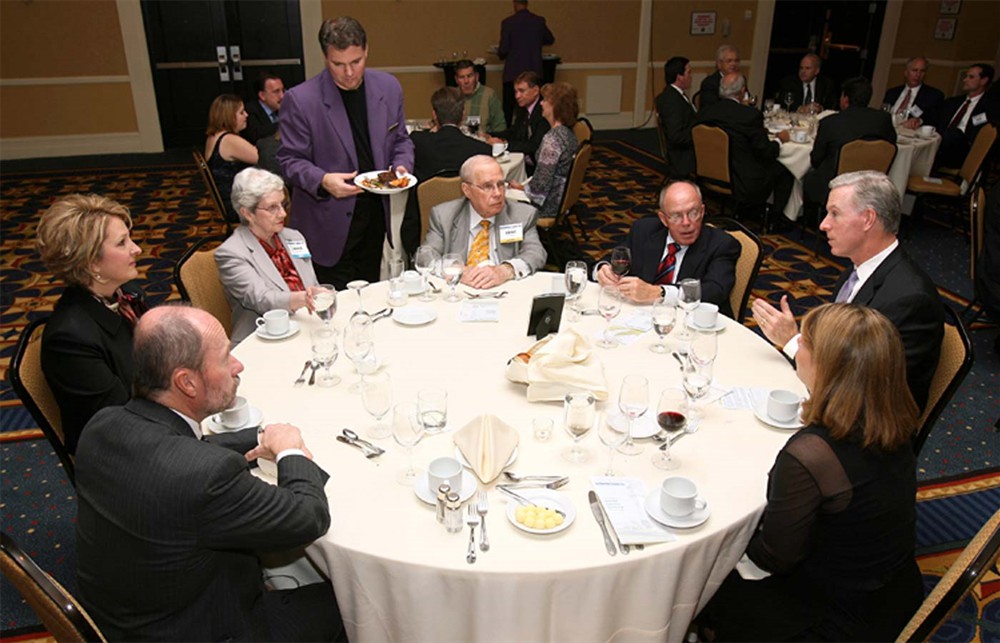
[897,89,912,115]
[948,99,972,130]
[803,83,812,106]
[467,220,491,266]
[655,242,682,285]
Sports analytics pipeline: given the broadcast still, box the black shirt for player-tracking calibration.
[339,81,375,174]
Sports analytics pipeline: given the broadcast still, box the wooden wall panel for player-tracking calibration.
[1,84,137,137]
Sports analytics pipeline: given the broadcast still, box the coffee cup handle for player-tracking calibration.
[255,317,266,328]
[694,497,707,511]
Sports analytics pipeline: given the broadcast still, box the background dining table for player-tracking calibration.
[228,273,805,642]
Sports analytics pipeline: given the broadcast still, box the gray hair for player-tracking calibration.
[720,74,746,98]
[460,155,496,183]
[828,171,901,234]
[802,53,822,69]
[319,16,366,54]
[132,304,205,399]
[716,44,739,61]
[231,167,285,223]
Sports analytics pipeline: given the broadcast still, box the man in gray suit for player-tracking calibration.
[425,155,546,289]
[75,305,341,641]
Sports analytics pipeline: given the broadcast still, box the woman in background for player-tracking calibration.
[205,94,259,223]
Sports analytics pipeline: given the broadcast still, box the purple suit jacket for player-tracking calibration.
[277,69,414,266]
[499,9,554,83]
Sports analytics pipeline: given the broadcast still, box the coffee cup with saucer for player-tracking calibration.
[644,476,711,528]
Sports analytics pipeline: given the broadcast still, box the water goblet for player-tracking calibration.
[564,260,588,321]
[414,245,439,302]
[764,97,775,113]
[310,328,340,387]
[783,91,795,113]
[650,299,676,353]
[597,417,626,476]
[676,278,701,344]
[617,374,648,456]
[597,285,622,349]
[361,371,392,440]
[343,313,375,394]
[346,280,369,316]
[442,253,464,302]
[682,359,714,429]
[313,284,337,327]
[610,246,631,277]
[392,402,424,485]
[562,391,595,463]
[689,329,718,366]
[652,388,686,470]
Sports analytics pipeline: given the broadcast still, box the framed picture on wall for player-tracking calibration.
[939,0,961,14]
[934,18,957,40]
[690,12,716,35]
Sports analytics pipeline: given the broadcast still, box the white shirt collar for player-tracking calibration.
[171,409,203,439]
[849,239,899,301]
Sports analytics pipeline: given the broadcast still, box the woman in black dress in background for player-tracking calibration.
[205,94,259,223]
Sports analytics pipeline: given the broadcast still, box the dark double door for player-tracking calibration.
[142,0,305,149]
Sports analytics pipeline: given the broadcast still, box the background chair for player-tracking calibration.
[415,173,463,246]
[1,531,106,642]
[913,306,973,455]
[709,218,763,323]
[8,318,74,485]
[537,141,592,267]
[192,149,233,233]
[836,138,897,175]
[174,238,232,337]
[572,117,593,145]
[691,124,771,229]
[962,185,988,323]
[896,508,1000,642]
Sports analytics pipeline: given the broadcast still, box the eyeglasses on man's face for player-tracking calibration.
[662,208,704,224]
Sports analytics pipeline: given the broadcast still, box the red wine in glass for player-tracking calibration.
[657,411,686,434]
[610,246,631,276]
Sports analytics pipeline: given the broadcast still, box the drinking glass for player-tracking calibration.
[683,359,714,429]
[310,328,340,387]
[676,278,701,344]
[597,417,626,476]
[597,285,622,349]
[392,402,424,485]
[442,253,464,302]
[764,97,775,113]
[361,371,392,439]
[564,260,588,321]
[346,280,369,316]
[610,246,631,277]
[562,391,595,463]
[652,388,686,470]
[650,299,676,353]
[313,284,337,327]
[689,329,718,367]
[414,245,438,302]
[417,388,448,434]
[343,313,375,394]
[617,375,648,456]
[783,91,795,112]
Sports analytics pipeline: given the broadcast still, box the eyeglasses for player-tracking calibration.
[468,181,508,194]
[256,201,289,215]
[662,208,704,224]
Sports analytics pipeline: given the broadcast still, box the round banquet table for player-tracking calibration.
[229,273,805,642]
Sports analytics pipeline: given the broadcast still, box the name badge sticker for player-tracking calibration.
[286,239,312,259]
[910,105,923,118]
[972,113,987,126]
[498,223,524,244]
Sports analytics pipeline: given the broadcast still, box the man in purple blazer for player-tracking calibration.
[498,0,554,125]
[278,17,414,288]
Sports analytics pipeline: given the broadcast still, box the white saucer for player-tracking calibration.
[255,320,300,341]
[205,406,263,433]
[392,307,437,326]
[752,399,804,430]
[607,412,659,439]
[644,490,710,529]
[454,446,518,470]
[505,489,576,534]
[685,318,726,333]
[414,470,477,504]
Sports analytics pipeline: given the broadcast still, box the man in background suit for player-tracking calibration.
[425,155,546,289]
[883,56,945,128]
[752,171,944,411]
[75,305,341,641]
[487,71,550,173]
[699,44,742,110]
[278,17,414,288]
[242,72,284,144]
[595,180,740,315]
[498,0,554,125]
[804,77,896,207]
[777,54,838,112]
[926,63,997,169]
[655,56,697,179]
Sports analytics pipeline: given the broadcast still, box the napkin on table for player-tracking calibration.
[454,414,519,483]
[505,326,609,402]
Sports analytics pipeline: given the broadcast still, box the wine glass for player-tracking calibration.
[764,97,775,114]
[650,299,676,353]
[442,253,464,302]
[617,375,648,456]
[361,371,392,440]
[683,359,713,429]
[610,246,631,278]
[310,328,340,387]
[564,260,588,321]
[346,279,369,316]
[689,329,718,367]
[562,391,595,463]
[783,91,794,112]
[313,284,337,327]
[414,246,439,302]
[597,285,622,349]
[652,388,686,470]
[392,402,424,485]
[676,278,701,344]
[597,417,626,476]
[343,313,375,394]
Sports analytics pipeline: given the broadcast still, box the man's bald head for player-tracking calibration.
[132,305,219,399]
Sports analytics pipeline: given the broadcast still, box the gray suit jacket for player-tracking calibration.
[215,226,319,343]
[426,198,547,275]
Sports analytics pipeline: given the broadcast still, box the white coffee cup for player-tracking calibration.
[919,125,935,137]
[428,456,463,493]
[692,302,719,329]
[402,270,422,294]
[791,128,809,143]
[767,389,801,423]
[255,309,290,336]
[220,396,250,429]
[660,476,707,517]
[491,141,508,157]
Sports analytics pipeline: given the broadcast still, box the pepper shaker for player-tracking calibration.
[444,492,463,533]
[435,482,452,524]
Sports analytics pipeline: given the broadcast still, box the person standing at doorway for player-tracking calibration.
[498,0,554,126]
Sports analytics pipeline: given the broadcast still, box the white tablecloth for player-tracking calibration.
[231,273,803,642]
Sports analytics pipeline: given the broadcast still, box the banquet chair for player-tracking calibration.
[416,173,462,245]
[573,117,593,144]
[836,138,897,175]
[1,531,106,642]
[692,125,770,229]
[691,91,701,111]
[962,186,988,323]
[192,149,233,233]
[654,108,669,160]
[895,508,1000,642]
[708,218,763,324]
[913,306,972,455]
[174,238,233,338]
[537,141,592,267]
[8,318,75,485]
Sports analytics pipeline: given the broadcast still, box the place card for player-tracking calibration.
[458,301,500,323]
[720,387,769,410]
[596,313,653,346]
[591,476,676,545]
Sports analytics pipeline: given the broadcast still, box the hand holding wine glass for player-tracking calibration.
[617,375,648,456]
[610,246,631,278]
[597,285,622,349]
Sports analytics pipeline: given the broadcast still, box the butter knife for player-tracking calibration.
[588,490,617,557]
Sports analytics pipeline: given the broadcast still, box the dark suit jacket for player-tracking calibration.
[804,106,897,205]
[655,85,697,177]
[928,93,998,168]
[699,72,722,109]
[241,99,279,145]
[975,177,1000,318]
[498,8,554,82]
[696,99,782,204]
[75,398,331,641]
[41,282,145,454]
[883,84,945,120]
[607,219,741,318]
[834,246,944,411]
[491,102,549,165]
[777,75,838,111]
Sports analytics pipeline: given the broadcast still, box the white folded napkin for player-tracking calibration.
[505,326,608,402]
[454,414,519,483]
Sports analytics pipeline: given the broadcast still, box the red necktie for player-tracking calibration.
[948,99,971,130]
[655,243,682,285]
[897,89,911,115]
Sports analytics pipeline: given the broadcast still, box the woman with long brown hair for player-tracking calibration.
[205,94,259,223]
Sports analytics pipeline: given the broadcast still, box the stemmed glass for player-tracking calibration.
[346,280,369,316]
[313,284,337,327]
[783,91,795,113]
[309,328,340,387]
[650,299,676,353]
[597,417,626,476]
[597,285,622,349]
[564,260,588,320]
[610,246,631,278]
[361,371,392,439]
[652,388,686,470]
[690,329,718,367]
[676,278,701,344]
[562,391,595,463]
[414,245,439,302]
[343,313,375,394]
[392,402,424,485]
[617,374,648,456]
[683,359,713,429]
[442,253,464,302]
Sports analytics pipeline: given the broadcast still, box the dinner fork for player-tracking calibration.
[477,491,490,552]
[466,504,480,564]
[293,360,312,386]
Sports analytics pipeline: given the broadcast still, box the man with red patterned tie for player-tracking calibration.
[595,180,740,313]
[926,63,997,168]
[882,56,944,129]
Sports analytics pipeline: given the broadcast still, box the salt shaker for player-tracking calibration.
[435,482,452,523]
[444,492,463,533]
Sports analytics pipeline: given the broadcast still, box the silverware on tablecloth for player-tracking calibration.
[466,504,480,564]
[502,472,567,483]
[477,491,490,552]
[671,351,686,369]
[588,490,617,557]
[501,478,569,490]
[580,308,600,316]
[659,432,688,451]
[496,485,566,518]
[335,435,380,459]
[342,428,385,457]
[370,308,392,322]
[427,279,443,293]
[307,361,320,386]
[464,290,508,299]
[293,360,312,387]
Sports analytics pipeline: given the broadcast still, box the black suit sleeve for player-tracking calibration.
[660,92,694,148]
[875,290,944,410]
[747,111,780,161]
[697,230,742,313]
